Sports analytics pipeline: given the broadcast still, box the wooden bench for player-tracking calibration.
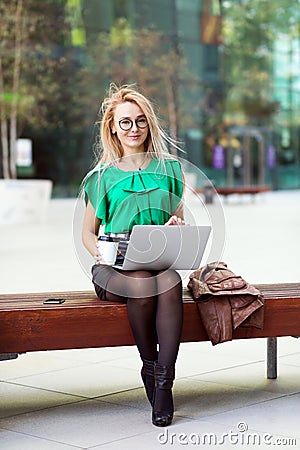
[196,185,272,203]
[215,185,272,197]
[1,283,299,379]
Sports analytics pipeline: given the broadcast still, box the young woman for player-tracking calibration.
[82,84,186,427]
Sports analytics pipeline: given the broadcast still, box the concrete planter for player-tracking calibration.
[0,179,53,225]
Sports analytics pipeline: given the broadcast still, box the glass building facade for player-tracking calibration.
[1,0,299,194]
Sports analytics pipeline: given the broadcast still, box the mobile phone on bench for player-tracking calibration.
[43,298,65,304]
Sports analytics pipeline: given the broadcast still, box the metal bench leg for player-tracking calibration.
[0,353,19,361]
[267,337,277,379]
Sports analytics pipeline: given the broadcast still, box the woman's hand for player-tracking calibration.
[94,244,121,265]
[82,201,102,263]
[94,243,102,265]
[164,215,186,226]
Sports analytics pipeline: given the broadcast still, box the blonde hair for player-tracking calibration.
[93,83,180,167]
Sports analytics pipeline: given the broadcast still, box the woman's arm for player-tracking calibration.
[82,200,101,262]
[165,163,186,225]
[172,201,184,220]
[165,201,185,225]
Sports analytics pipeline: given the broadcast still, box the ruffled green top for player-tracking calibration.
[83,158,183,233]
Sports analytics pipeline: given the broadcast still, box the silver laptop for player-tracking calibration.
[113,225,211,271]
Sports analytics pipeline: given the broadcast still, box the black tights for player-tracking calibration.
[103,269,183,366]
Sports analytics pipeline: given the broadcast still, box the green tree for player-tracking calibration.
[0,0,76,179]
[78,19,199,153]
[222,0,300,126]
[0,0,25,178]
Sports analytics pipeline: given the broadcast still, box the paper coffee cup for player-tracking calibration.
[98,235,118,265]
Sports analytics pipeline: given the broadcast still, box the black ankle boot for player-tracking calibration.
[141,359,156,405]
[152,363,175,427]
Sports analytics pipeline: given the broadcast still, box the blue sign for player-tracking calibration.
[213,145,225,169]
[267,145,276,168]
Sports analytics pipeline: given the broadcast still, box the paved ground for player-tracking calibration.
[0,190,299,449]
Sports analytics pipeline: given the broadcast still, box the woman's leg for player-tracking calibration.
[152,269,183,426]
[105,270,158,361]
[92,266,183,417]
[104,270,159,404]
[92,266,183,362]
[155,270,183,365]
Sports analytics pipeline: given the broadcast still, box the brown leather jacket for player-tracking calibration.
[187,262,264,345]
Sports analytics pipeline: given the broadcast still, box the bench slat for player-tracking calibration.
[0,283,299,354]
[195,186,272,197]
[1,283,299,308]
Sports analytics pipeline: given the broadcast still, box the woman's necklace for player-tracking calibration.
[136,152,149,171]
[121,152,149,171]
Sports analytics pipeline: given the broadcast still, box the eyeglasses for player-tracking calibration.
[118,117,148,131]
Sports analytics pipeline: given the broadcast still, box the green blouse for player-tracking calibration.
[84,158,183,234]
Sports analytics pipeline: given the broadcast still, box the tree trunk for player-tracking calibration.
[10,0,23,179]
[167,81,178,155]
[0,120,9,179]
[0,58,10,179]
